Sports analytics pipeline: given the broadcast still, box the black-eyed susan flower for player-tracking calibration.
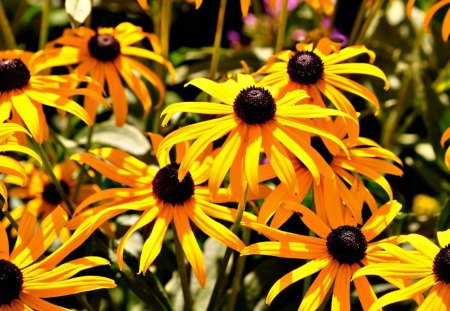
[0,122,41,211]
[407,0,450,42]
[256,37,389,135]
[241,200,404,310]
[258,117,403,228]
[0,50,104,143]
[38,22,176,126]
[67,137,245,287]
[158,74,355,201]
[0,206,115,310]
[353,229,450,310]
[441,127,450,169]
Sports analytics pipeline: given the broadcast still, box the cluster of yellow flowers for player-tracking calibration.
[0,1,449,310]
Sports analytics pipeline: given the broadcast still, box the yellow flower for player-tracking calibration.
[257,38,389,137]
[407,0,450,42]
[159,74,355,201]
[0,122,41,211]
[258,118,403,228]
[241,200,403,310]
[68,137,245,287]
[353,229,450,310]
[441,126,450,169]
[0,206,115,309]
[38,22,176,126]
[0,50,105,143]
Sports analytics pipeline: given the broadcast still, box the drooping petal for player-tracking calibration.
[19,293,69,311]
[331,264,352,311]
[105,62,127,126]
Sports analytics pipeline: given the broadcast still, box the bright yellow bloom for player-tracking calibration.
[0,206,115,310]
[0,123,41,211]
[241,200,404,310]
[38,22,176,126]
[407,0,450,42]
[441,126,450,169]
[0,50,104,143]
[257,38,389,138]
[67,137,245,287]
[354,229,450,310]
[258,117,403,228]
[159,74,355,201]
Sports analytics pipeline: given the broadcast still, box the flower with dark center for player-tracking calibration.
[326,225,367,264]
[0,58,30,93]
[88,34,121,62]
[42,180,70,205]
[152,163,195,206]
[287,51,324,85]
[233,86,277,124]
[433,244,450,283]
[310,136,334,164]
[0,259,23,306]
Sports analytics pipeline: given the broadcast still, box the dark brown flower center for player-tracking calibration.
[287,51,324,85]
[233,86,276,124]
[0,259,23,306]
[311,136,334,164]
[326,225,367,264]
[433,244,450,283]
[88,34,121,61]
[152,163,195,206]
[42,180,70,205]
[0,58,31,93]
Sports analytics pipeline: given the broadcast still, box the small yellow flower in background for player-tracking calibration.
[0,122,41,211]
[38,22,176,126]
[258,117,403,228]
[353,229,450,310]
[159,73,355,202]
[0,206,115,310]
[256,38,389,138]
[67,136,245,287]
[0,50,106,144]
[407,0,450,42]
[441,126,450,169]
[412,194,441,216]
[241,200,404,310]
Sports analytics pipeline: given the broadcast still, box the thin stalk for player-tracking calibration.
[2,210,19,231]
[354,0,385,44]
[209,0,228,80]
[274,0,288,53]
[160,0,171,59]
[72,124,95,202]
[38,0,51,50]
[0,0,16,49]
[207,185,249,311]
[347,0,369,46]
[226,227,251,311]
[173,223,193,311]
[30,139,74,215]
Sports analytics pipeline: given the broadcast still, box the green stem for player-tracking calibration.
[30,139,75,215]
[173,223,193,311]
[2,210,19,231]
[354,0,385,44]
[72,124,95,202]
[0,0,16,49]
[226,227,251,311]
[38,0,50,50]
[209,0,228,80]
[347,0,369,46]
[274,0,288,53]
[207,185,249,311]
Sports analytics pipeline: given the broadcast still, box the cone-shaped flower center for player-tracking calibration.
[152,163,195,206]
[287,51,324,85]
[42,180,70,205]
[0,259,23,306]
[326,225,367,264]
[233,86,276,124]
[0,58,31,93]
[88,34,121,61]
[311,136,334,164]
[433,244,450,283]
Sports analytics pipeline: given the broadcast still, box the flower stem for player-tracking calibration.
[30,139,75,215]
[38,0,51,50]
[2,210,19,231]
[354,0,384,44]
[72,124,95,202]
[172,223,193,311]
[348,0,369,46]
[209,0,228,80]
[0,0,16,49]
[274,0,288,53]
[206,185,249,311]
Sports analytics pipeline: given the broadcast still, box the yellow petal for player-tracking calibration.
[361,200,402,242]
[331,264,351,311]
[405,233,441,260]
[105,62,127,126]
[185,78,236,105]
[19,293,69,311]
